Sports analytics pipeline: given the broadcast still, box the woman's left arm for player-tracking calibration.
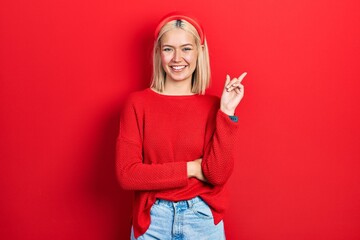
[201,72,247,186]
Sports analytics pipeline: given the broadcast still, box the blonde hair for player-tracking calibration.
[150,19,211,95]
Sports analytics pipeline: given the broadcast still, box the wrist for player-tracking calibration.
[220,107,235,116]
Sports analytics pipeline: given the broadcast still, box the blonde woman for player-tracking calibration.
[116,12,247,240]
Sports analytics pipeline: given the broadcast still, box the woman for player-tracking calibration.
[116,12,247,240]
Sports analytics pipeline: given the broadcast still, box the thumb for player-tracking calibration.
[225,74,230,85]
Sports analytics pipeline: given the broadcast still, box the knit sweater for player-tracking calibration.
[116,88,240,238]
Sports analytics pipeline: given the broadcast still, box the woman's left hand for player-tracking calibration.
[220,72,247,115]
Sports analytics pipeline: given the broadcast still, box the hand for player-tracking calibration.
[187,158,207,182]
[220,72,247,115]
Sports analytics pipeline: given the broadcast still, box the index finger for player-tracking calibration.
[238,72,247,83]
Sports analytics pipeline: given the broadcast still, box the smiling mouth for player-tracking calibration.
[170,65,187,72]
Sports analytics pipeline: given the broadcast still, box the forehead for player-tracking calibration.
[161,28,196,46]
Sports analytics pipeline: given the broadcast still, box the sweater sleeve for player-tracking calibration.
[201,104,241,186]
[115,95,188,191]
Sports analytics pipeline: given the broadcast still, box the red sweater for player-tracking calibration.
[116,88,240,238]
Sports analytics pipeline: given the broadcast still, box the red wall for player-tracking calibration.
[1,0,360,239]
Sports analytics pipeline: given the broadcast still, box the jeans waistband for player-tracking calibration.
[155,196,203,209]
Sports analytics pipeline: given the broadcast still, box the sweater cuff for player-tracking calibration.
[217,109,240,130]
[218,109,239,123]
[228,115,238,122]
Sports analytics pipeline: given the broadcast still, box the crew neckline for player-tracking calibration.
[148,88,199,97]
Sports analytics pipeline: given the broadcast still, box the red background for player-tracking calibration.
[1,0,360,239]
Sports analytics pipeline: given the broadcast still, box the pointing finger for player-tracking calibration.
[238,72,247,83]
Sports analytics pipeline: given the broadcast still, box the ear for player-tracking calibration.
[155,45,162,55]
[199,44,204,52]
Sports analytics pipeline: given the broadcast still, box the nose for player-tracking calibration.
[172,49,182,62]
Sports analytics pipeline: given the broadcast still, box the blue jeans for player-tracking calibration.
[130,196,226,240]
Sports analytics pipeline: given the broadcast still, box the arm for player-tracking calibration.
[201,109,240,186]
[116,95,189,191]
[201,73,246,186]
[116,137,188,191]
[116,95,207,191]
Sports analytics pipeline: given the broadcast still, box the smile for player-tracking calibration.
[170,65,187,72]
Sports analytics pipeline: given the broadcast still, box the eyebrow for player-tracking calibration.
[162,43,194,48]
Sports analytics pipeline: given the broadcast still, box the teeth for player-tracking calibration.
[172,66,186,70]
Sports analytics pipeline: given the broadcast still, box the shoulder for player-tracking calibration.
[201,93,220,108]
[124,88,151,105]
[187,93,220,117]
[121,89,152,116]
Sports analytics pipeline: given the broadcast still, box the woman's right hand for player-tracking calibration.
[187,158,207,182]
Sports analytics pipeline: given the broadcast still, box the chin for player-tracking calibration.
[170,76,191,82]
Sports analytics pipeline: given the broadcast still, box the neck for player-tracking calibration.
[163,78,194,95]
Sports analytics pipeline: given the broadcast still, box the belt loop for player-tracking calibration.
[186,199,193,208]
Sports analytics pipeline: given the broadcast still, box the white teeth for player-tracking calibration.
[171,66,186,71]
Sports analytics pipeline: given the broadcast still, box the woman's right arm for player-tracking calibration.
[116,136,189,190]
[116,95,205,191]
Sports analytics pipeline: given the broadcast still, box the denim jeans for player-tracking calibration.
[130,196,226,240]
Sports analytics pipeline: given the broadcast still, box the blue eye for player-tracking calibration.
[163,48,172,52]
[183,47,192,51]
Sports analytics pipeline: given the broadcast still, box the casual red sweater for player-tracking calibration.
[116,88,240,238]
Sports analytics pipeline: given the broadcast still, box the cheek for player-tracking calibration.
[184,53,198,66]
[160,53,172,66]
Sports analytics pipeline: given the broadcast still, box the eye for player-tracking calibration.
[183,47,192,51]
[162,47,172,52]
